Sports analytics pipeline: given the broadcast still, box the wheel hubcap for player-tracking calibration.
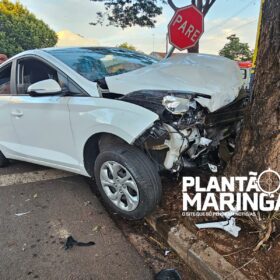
[100,161,139,212]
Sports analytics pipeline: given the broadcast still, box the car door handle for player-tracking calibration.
[11,110,23,118]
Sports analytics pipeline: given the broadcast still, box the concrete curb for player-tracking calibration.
[146,211,248,280]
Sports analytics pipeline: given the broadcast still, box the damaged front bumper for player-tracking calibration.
[131,89,248,174]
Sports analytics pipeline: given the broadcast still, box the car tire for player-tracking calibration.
[0,151,9,168]
[94,144,162,220]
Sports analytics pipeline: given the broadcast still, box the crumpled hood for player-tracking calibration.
[105,53,243,112]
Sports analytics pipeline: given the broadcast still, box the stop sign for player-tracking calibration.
[168,5,204,50]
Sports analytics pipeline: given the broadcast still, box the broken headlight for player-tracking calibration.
[162,96,196,115]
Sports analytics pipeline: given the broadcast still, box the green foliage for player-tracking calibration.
[117,42,137,51]
[90,0,215,29]
[90,0,164,28]
[219,34,253,61]
[0,0,58,57]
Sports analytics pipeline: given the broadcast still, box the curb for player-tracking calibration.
[146,211,248,280]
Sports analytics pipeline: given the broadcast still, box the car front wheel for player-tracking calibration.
[94,144,162,220]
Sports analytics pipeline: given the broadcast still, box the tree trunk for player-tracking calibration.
[188,42,199,53]
[226,0,279,177]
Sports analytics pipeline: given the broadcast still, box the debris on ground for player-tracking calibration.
[92,225,104,232]
[196,216,241,238]
[64,235,95,250]
[155,269,182,280]
[22,243,27,251]
[164,250,171,256]
[83,201,91,206]
[15,211,31,217]
[149,236,166,250]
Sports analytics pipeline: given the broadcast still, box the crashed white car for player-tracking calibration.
[0,47,246,219]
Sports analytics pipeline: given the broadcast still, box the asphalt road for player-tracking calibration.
[0,161,153,280]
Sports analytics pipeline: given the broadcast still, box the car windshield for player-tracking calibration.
[46,48,158,82]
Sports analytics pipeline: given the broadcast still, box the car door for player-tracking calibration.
[9,56,80,172]
[0,61,19,157]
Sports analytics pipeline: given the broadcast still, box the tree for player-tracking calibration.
[219,34,253,61]
[90,0,216,52]
[0,0,57,57]
[226,0,279,249]
[117,42,137,51]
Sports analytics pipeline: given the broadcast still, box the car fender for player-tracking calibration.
[68,97,159,171]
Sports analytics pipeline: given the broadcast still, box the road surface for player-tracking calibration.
[0,161,153,280]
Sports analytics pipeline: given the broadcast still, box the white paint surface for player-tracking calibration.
[106,53,243,112]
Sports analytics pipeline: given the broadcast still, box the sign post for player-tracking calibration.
[166,4,204,57]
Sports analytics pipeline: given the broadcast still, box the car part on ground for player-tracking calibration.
[64,235,95,250]
[155,269,182,280]
[196,209,241,237]
[94,142,162,220]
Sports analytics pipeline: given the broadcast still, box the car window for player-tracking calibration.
[0,63,12,95]
[57,72,83,95]
[16,58,82,95]
[46,48,158,82]
[17,58,58,95]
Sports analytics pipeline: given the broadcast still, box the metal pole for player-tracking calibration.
[165,0,178,59]
[165,46,175,59]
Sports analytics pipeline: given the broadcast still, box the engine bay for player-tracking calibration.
[120,89,249,174]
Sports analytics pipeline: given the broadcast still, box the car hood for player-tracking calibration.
[105,53,243,112]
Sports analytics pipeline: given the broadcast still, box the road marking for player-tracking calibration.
[0,169,73,187]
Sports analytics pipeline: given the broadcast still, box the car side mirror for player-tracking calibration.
[27,79,62,97]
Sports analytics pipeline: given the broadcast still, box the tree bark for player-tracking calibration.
[188,0,216,53]
[188,42,199,53]
[226,0,280,177]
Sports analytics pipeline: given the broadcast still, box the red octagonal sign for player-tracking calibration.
[168,5,204,50]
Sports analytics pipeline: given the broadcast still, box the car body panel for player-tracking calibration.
[8,95,80,171]
[68,97,159,173]
[0,95,20,156]
[105,53,243,112]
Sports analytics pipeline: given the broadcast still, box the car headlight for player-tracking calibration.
[162,96,196,115]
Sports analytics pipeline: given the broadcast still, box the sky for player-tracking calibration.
[12,0,261,55]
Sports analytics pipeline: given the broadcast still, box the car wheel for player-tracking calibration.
[94,144,162,220]
[0,151,9,167]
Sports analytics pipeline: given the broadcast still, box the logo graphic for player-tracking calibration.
[182,169,280,216]
[257,168,280,195]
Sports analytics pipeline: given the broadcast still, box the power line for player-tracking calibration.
[207,0,256,34]
[233,19,257,31]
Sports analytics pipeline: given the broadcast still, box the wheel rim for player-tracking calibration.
[100,161,139,212]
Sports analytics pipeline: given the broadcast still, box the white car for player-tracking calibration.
[0,47,245,219]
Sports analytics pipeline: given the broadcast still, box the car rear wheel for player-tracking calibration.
[94,144,162,220]
[0,151,9,168]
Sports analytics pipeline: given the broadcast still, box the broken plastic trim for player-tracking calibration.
[64,236,96,250]
[119,90,210,117]
[121,90,212,100]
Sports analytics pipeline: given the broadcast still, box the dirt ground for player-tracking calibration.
[161,175,280,280]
